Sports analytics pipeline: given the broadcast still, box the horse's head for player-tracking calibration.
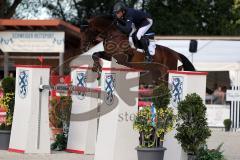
[80,15,115,52]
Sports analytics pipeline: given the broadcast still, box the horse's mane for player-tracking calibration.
[89,15,114,29]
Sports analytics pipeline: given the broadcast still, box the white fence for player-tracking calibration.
[226,86,240,129]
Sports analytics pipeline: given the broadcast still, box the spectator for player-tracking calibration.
[212,86,225,104]
[9,72,14,78]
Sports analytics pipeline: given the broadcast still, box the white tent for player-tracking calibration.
[156,40,240,86]
[157,40,240,71]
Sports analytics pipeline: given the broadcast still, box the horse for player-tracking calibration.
[80,15,195,83]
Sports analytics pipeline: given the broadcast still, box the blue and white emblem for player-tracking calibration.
[18,70,29,99]
[170,76,183,107]
[76,72,87,100]
[104,73,116,106]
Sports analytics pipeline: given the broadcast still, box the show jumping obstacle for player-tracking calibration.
[9,65,51,153]
[9,59,207,160]
[9,58,140,160]
[164,70,208,160]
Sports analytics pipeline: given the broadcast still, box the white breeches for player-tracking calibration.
[136,18,153,40]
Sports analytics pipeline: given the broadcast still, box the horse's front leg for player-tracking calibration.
[92,52,102,79]
[92,51,108,79]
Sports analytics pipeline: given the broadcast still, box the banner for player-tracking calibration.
[0,31,64,52]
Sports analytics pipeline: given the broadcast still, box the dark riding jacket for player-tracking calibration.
[115,8,151,35]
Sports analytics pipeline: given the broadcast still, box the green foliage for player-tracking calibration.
[197,144,225,160]
[0,123,11,130]
[223,119,232,131]
[175,93,211,155]
[50,96,72,151]
[152,84,171,110]
[0,0,22,18]
[134,107,154,147]
[1,77,15,94]
[49,96,72,128]
[134,84,176,148]
[51,133,67,151]
[0,93,15,129]
[6,0,240,35]
[146,0,239,35]
[42,0,115,25]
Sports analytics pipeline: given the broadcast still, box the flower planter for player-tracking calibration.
[136,147,166,160]
[0,130,11,150]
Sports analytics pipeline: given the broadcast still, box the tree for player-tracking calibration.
[146,0,238,35]
[3,0,240,35]
[175,93,211,158]
[42,0,142,26]
[0,0,22,18]
[42,0,116,26]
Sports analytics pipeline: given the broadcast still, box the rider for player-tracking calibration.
[113,1,153,62]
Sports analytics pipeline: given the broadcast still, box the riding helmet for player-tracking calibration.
[113,1,127,13]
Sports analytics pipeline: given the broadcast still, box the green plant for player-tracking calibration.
[223,119,232,131]
[197,144,225,160]
[51,133,67,151]
[0,77,15,130]
[175,93,211,155]
[152,84,171,109]
[49,96,72,129]
[0,92,15,129]
[133,84,176,148]
[1,77,15,94]
[0,123,11,130]
[49,98,63,128]
[50,96,72,151]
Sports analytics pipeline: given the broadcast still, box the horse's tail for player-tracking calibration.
[178,53,195,71]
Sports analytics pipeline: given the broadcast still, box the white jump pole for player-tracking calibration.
[94,59,140,160]
[66,65,99,154]
[9,65,51,154]
[164,70,208,160]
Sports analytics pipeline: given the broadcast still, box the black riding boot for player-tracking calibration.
[140,37,152,63]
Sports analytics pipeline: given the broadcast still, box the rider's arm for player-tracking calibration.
[115,19,133,34]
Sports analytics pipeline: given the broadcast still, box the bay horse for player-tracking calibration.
[80,15,195,82]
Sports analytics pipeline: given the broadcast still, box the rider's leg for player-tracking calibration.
[136,18,153,40]
[129,24,137,49]
[136,18,153,62]
[139,37,152,61]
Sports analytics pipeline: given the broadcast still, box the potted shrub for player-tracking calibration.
[134,84,176,160]
[223,119,231,132]
[50,96,72,151]
[0,77,15,150]
[175,93,211,160]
